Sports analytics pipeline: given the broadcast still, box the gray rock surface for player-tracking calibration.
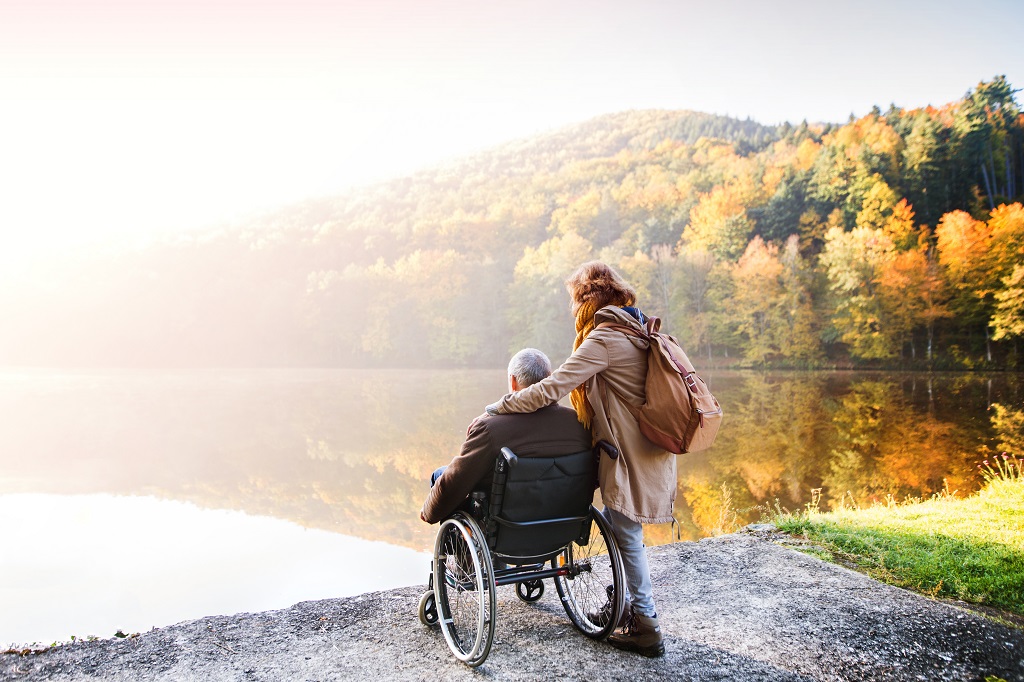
[3,534,1022,681]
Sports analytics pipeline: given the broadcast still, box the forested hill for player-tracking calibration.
[450,109,782,170]
[239,108,781,247]
[3,77,1023,369]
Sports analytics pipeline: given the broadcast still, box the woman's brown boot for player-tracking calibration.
[607,608,665,658]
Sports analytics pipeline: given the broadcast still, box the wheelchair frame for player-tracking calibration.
[418,447,626,667]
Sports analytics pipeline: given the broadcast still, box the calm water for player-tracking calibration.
[1,368,1020,645]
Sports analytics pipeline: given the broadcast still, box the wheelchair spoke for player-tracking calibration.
[433,513,497,666]
[553,507,625,639]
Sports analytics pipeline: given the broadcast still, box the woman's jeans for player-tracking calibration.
[601,507,656,617]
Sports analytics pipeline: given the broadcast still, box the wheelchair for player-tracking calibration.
[418,446,626,667]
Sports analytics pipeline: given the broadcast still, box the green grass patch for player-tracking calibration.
[772,457,1024,615]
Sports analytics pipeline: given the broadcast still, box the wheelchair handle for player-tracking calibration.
[499,447,519,467]
[595,440,619,460]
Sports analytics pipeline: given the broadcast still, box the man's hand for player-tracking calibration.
[485,401,502,416]
[419,508,428,523]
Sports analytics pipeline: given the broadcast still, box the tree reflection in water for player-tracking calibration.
[0,369,1019,552]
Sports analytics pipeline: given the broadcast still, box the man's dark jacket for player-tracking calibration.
[421,404,591,524]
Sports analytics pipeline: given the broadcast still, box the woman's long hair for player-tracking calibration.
[564,261,636,427]
[565,261,636,316]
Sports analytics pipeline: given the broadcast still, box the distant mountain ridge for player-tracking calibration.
[443,109,783,171]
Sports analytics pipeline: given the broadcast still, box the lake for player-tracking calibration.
[1,368,1020,645]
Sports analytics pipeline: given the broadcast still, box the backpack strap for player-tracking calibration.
[595,321,649,342]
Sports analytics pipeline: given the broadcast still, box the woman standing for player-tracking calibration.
[486,261,673,658]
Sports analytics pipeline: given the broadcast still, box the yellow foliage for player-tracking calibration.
[993,265,1024,340]
[682,184,753,259]
[761,164,787,198]
[883,199,917,251]
[795,138,822,171]
[828,115,905,176]
[855,174,898,231]
[988,202,1024,273]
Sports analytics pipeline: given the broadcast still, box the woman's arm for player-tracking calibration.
[488,334,610,414]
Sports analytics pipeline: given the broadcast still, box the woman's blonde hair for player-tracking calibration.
[564,261,636,314]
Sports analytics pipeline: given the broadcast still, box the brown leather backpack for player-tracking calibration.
[597,317,723,454]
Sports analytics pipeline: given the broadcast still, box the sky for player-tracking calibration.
[1,0,1022,263]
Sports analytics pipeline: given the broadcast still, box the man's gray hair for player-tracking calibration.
[507,348,552,387]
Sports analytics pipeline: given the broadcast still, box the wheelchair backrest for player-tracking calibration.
[486,447,595,560]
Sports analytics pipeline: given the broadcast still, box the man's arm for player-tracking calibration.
[421,416,495,524]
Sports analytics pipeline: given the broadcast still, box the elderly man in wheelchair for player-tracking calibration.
[418,348,626,667]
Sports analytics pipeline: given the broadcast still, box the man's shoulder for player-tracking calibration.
[541,403,581,420]
[486,403,577,422]
[485,404,589,456]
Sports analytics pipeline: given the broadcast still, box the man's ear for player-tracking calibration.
[510,375,520,392]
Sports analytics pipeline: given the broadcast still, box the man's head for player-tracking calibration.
[507,348,552,392]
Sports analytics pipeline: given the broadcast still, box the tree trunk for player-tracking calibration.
[990,148,1001,199]
[927,322,934,361]
[986,325,992,363]
[1006,148,1013,198]
[981,162,996,211]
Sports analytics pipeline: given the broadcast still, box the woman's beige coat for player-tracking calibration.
[492,306,676,524]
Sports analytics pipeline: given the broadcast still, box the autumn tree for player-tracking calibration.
[616,244,677,325]
[730,237,784,364]
[777,235,822,361]
[936,203,1023,360]
[670,245,717,359]
[876,246,938,360]
[682,184,754,260]
[548,189,622,249]
[993,266,1024,342]
[935,210,993,358]
[819,225,896,359]
[507,233,593,361]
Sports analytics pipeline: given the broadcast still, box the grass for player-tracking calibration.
[769,454,1024,616]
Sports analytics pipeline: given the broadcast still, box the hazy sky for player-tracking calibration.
[1,0,1022,262]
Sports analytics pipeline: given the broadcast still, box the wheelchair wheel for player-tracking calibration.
[418,590,438,627]
[433,512,496,666]
[553,505,625,639]
[515,579,544,602]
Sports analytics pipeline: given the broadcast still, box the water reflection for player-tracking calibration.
[0,369,1020,642]
[673,371,1023,542]
[0,494,429,646]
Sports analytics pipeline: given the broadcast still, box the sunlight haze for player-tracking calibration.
[1,0,1021,259]
[2,0,1023,650]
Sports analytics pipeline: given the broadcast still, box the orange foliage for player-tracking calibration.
[826,115,904,176]
[988,202,1024,270]
[935,210,991,284]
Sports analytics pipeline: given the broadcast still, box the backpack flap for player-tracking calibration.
[598,317,723,455]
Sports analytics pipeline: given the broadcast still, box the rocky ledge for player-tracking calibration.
[2,532,1022,681]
